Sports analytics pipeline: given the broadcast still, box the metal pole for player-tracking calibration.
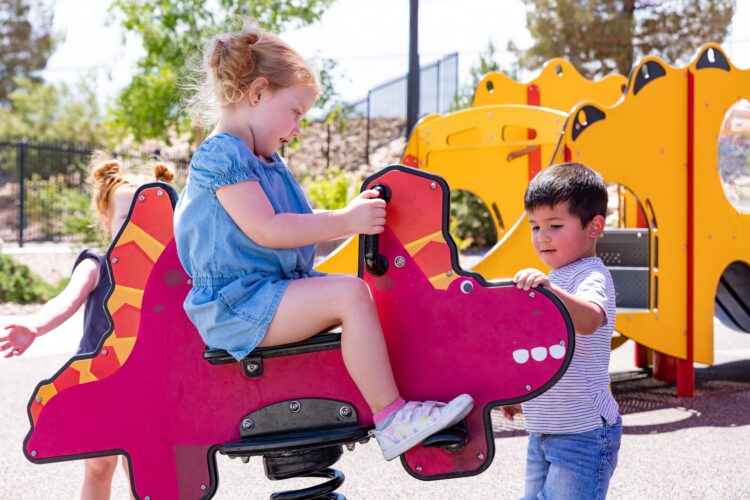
[18,140,27,247]
[406,0,420,136]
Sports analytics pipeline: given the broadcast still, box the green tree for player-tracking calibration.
[512,0,736,78]
[0,77,104,143]
[107,0,336,141]
[0,0,58,103]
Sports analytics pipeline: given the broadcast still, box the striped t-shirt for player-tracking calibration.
[522,256,620,434]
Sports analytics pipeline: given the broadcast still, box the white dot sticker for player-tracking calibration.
[549,344,566,359]
[531,347,548,362]
[512,349,530,364]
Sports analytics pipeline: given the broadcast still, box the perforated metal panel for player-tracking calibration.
[597,229,649,267]
[598,229,651,309]
[609,268,650,309]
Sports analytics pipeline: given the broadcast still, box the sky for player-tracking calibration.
[41,0,750,107]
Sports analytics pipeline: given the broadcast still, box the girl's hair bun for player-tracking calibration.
[152,162,175,183]
[92,160,122,182]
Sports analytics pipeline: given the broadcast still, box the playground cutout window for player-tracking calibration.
[718,99,750,213]
[599,183,653,311]
[449,190,497,266]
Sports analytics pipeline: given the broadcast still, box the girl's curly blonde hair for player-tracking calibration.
[185,19,319,130]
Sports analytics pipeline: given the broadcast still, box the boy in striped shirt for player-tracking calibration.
[501,162,621,500]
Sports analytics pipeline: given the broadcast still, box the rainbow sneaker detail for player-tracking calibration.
[370,394,474,461]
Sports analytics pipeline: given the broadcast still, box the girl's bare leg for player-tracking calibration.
[260,275,399,413]
[81,456,117,500]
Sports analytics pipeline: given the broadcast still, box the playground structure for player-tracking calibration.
[400,43,750,397]
[24,168,574,499]
[315,58,628,274]
[317,44,750,398]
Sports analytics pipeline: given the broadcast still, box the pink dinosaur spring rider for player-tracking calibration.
[24,165,573,499]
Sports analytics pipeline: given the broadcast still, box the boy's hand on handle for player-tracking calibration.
[499,404,523,421]
[0,321,39,358]
[514,268,550,291]
[342,189,387,235]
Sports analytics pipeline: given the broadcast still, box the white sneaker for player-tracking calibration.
[370,394,474,461]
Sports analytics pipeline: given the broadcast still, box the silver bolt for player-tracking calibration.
[339,406,352,418]
[101,349,108,356]
[241,418,254,430]
[187,278,193,285]
[477,453,485,460]
[246,362,259,373]
[416,465,423,472]
[346,443,355,451]
[145,497,150,500]
[446,270,453,277]
[394,256,406,268]
[112,257,119,264]
[138,195,145,202]
[289,400,301,412]
[529,291,536,298]
[559,340,566,346]
[460,280,473,294]
[31,450,37,457]
[157,190,164,197]
[201,484,207,491]
[430,182,437,190]
[35,396,42,403]
[241,456,250,463]
[525,384,532,391]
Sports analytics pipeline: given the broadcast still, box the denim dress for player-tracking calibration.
[174,132,322,361]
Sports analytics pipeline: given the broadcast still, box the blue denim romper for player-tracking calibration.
[174,132,322,361]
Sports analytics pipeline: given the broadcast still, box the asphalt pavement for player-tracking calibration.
[2,311,749,499]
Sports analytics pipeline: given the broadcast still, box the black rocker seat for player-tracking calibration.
[203,326,342,365]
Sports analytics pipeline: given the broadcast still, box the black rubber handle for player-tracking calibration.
[364,185,391,276]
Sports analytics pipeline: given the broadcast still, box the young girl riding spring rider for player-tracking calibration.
[174,21,473,461]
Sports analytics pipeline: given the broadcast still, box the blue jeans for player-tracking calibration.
[523,417,622,500]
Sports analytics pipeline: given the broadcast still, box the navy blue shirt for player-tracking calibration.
[72,249,112,355]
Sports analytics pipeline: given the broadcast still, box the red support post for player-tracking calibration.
[677,69,696,397]
[526,84,542,179]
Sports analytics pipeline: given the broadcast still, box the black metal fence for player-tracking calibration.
[287,53,458,172]
[0,140,190,246]
[1,55,459,245]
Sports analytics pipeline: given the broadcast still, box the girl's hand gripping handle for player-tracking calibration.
[361,185,391,276]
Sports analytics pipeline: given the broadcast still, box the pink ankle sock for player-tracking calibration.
[374,397,406,427]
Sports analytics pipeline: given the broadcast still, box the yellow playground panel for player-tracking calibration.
[423,43,749,396]
[317,45,748,397]
[473,58,626,111]
[316,60,626,275]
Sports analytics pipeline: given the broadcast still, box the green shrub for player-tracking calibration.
[450,190,497,251]
[0,254,58,304]
[25,172,102,245]
[304,166,360,210]
[302,170,496,252]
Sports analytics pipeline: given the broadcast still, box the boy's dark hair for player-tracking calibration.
[524,162,608,226]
